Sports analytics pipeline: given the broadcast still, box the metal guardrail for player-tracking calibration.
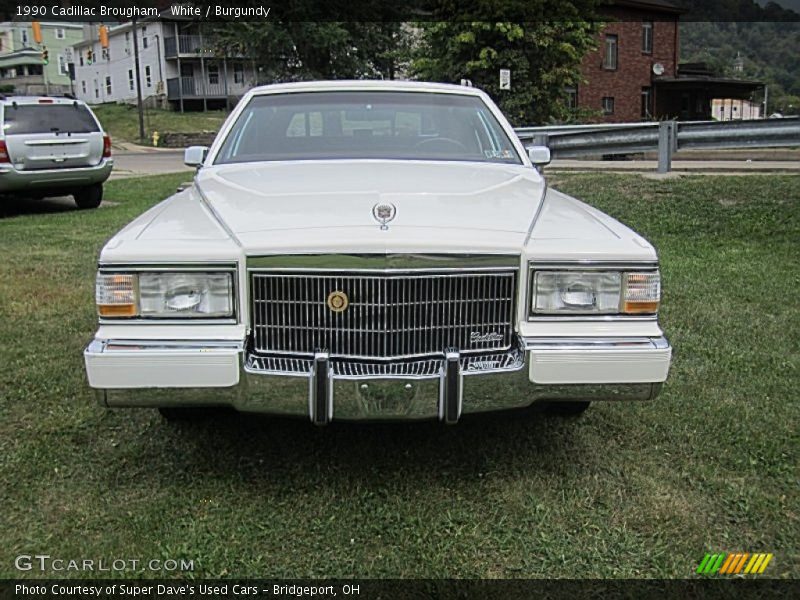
[515,117,800,172]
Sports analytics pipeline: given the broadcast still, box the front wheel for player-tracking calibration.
[73,184,103,209]
[539,401,591,416]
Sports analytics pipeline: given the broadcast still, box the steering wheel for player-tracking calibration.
[414,137,468,151]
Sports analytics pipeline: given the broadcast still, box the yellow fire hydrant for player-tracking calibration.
[152,131,160,147]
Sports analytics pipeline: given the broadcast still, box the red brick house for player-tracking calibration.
[575,0,762,122]
[575,0,681,122]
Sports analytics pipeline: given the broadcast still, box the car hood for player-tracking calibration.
[194,160,545,254]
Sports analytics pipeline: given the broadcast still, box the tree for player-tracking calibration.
[411,13,600,125]
[210,22,411,82]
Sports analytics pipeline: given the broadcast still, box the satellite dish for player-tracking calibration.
[652,63,665,76]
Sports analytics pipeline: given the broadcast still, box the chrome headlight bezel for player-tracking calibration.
[528,262,660,319]
[96,265,237,321]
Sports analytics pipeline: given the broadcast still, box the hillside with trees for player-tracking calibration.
[677,1,800,115]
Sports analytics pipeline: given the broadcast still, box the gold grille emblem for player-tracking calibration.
[326,290,349,313]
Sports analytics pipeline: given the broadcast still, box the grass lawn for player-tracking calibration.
[0,173,797,579]
[91,104,228,143]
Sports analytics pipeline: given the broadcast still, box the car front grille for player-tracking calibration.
[250,270,516,360]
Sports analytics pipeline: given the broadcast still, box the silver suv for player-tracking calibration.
[0,95,113,209]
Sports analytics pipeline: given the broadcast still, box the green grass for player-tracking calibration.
[0,173,797,579]
[91,104,228,143]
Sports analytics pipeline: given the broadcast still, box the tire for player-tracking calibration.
[157,407,233,421]
[73,184,103,209]
[539,400,591,416]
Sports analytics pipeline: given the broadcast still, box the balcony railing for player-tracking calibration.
[163,35,211,58]
[166,76,229,100]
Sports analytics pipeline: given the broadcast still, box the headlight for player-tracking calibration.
[96,271,234,318]
[530,268,660,316]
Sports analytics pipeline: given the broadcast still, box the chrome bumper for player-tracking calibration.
[85,336,671,424]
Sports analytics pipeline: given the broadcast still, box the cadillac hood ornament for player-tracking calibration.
[372,202,397,230]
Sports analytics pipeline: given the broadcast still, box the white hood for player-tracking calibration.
[194,160,545,254]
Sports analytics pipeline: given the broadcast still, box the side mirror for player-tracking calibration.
[527,146,551,167]
[184,146,208,167]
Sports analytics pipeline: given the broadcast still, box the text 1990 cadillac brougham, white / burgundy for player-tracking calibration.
[84,81,671,424]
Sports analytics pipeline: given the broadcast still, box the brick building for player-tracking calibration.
[576,0,681,122]
[576,0,762,122]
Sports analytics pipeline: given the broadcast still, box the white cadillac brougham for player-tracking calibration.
[84,81,672,424]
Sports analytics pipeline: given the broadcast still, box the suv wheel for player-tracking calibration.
[73,184,103,209]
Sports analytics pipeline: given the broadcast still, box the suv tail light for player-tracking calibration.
[102,134,112,158]
[0,140,9,163]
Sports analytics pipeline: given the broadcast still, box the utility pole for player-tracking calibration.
[131,17,145,142]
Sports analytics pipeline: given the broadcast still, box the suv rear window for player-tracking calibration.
[2,104,100,135]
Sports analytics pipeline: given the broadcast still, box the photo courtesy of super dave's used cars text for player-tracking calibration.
[84,80,672,425]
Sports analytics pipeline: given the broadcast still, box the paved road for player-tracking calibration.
[110,150,194,178]
[109,149,799,178]
[548,159,800,173]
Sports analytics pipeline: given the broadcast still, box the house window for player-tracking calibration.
[125,31,131,53]
[145,65,152,87]
[128,69,134,91]
[81,80,86,94]
[603,34,618,70]
[105,76,112,95]
[94,80,99,99]
[642,22,653,54]
[602,96,615,115]
[58,54,67,75]
[233,63,244,84]
[21,29,28,45]
[564,86,577,111]
[208,64,219,85]
[142,36,148,49]
[641,87,653,119]
[55,28,65,40]
[79,52,84,67]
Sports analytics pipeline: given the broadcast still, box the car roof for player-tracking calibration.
[248,80,488,98]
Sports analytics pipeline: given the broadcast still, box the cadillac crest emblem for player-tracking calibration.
[372,202,397,230]
[326,290,349,313]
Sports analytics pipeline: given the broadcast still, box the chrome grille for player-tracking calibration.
[250,270,516,360]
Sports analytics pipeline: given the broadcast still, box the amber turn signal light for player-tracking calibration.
[97,303,137,317]
[622,272,660,315]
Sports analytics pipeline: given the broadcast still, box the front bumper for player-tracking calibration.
[0,159,113,193]
[85,336,671,424]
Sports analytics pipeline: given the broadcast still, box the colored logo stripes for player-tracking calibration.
[697,553,773,575]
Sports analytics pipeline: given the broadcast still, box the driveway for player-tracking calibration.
[110,150,194,178]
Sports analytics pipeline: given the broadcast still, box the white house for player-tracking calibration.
[711,97,762,121]
[72,20,256,111]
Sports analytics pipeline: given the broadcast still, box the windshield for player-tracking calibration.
[2,104,100,135]
[214,91,522,165]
